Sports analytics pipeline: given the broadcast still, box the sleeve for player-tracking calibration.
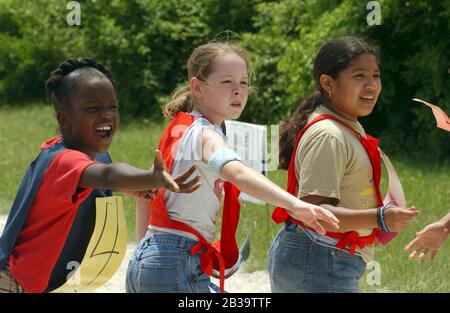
[193,124,225,166]
[295,132,347,201]
[45,150,96,205]
[193,125,209,166]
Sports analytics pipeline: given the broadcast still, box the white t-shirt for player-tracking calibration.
[149,111,226,242]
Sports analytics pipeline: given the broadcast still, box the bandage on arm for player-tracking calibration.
[208,147,243,177]
[200,128,243,177]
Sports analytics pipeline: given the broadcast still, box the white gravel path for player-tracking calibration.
[0,214,270,293]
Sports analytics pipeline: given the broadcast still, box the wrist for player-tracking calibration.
[284,195,301,213]
[435,221,449,232]
[378,201,395,232]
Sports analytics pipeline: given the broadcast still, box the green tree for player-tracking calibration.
[241,0,449,158]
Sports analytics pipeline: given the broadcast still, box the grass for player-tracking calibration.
[0,103,449,292]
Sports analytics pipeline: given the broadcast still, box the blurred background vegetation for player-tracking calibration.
[0,0,449,158]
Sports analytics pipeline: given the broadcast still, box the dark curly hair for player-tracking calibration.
[45,58,117,112]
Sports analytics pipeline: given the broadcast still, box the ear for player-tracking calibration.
[56,111,70,130]
[190,77,203,98]
[319,74,335,95]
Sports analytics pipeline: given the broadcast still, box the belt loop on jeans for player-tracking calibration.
[178,235,187,249]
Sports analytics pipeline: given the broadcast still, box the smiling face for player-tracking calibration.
[192,53,249,125]
[322,53,381,121]
[58,76,119,159]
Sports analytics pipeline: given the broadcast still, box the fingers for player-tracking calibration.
[404,237,419,252]
[408,249,419,260]
[153,149,165,171]
[408,246,439,263]
[172,164,202,193]
[178,176,202,193]
[137,190,158,200]
[418,248,429,260]
[405,239,433,262]
[308,220,327,236]
[393,208,421,232]
[144,190,159,200]
[402,207,420,219]
[182,182,202,193]
[175,164,198,183]
[315,207,340,229]
[408,207,421,217]
[163,173,180,193]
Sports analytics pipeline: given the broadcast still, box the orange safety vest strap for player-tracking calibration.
[151,208,226,292]
[273,114,383,255]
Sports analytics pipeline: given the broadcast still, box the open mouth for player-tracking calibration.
[95,125,113,139]
[360,95,376,101]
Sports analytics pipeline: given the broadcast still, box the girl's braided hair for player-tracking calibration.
[45,58,116,111]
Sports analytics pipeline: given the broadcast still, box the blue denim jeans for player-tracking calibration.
[126,233,210,293]
[268,222,366,293]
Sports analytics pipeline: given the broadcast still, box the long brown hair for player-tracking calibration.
[162,42,253,119]
[278,36,379,169]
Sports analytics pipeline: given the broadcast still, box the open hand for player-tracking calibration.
[384,206,421,232]
[288,201,340,235]
[404,221,449,263]
[151,149,202,193]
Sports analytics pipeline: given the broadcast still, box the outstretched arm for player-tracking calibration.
[302,195,420,233]
[79,150,201,192]
[200,129,339,234]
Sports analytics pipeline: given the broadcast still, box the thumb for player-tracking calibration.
[153,149,165,171]
[164,173,180,193]
[407,207,420,216]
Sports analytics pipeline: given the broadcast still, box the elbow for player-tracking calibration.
[220,161,246,184]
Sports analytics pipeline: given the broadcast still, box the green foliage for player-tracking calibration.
[0,0,85,103]
[0,0,448,155]
[0,0,262,118]
[241,0,449,157]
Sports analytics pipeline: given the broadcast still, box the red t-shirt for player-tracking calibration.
[9,148,95,292]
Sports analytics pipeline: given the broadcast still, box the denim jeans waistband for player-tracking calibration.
[285,221,362,257]
[140,232,200,250]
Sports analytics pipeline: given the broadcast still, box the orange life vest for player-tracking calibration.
[149,112,241,293]
[272,114,382,255]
